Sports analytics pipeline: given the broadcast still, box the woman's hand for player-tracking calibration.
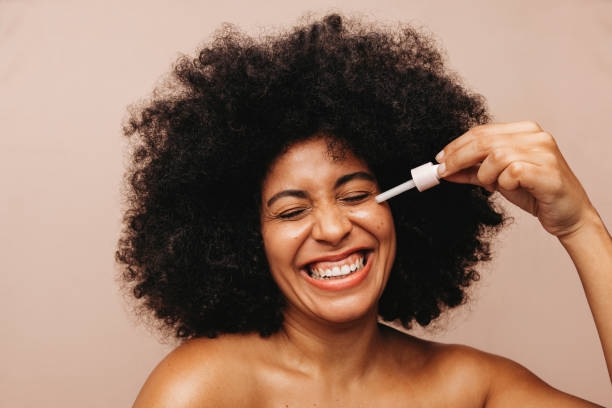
[435,121,597,239]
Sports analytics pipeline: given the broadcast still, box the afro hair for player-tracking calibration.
[116,13,507,340]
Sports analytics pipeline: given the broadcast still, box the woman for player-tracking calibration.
[116,14,611,406]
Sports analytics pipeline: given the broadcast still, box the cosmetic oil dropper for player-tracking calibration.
[375,162,441,203]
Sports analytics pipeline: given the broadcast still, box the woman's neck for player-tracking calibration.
[270,306,387,382]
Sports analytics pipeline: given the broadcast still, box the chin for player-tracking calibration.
[310,294,379,325]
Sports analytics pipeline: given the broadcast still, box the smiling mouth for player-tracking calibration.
[306,250,371,280]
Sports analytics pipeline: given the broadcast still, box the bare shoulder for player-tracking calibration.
[133,334,259,408]
[384,328,600,407]
[381,327,491,406]
[421,340,600,407]
[477,349,602,407]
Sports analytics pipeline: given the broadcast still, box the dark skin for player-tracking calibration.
[134,122,610,407]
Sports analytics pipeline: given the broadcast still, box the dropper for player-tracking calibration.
[375,162,441,203]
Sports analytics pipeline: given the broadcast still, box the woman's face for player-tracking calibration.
[260,137,396,324]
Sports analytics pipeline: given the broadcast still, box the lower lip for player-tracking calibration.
[300,252,373,291]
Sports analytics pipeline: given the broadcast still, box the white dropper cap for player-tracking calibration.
[374,162,441,203]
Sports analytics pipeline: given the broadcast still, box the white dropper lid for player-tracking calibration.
[374,162,441,203]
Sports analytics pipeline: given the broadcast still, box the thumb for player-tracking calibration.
[440,165,496,192]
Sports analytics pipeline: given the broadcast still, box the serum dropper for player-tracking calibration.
[375,162,441,203]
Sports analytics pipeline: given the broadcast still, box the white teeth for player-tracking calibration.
[308,253,367,280]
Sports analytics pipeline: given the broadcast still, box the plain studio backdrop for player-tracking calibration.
[1,0,611,406]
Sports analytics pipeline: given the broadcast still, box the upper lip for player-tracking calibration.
[300,247,371,269]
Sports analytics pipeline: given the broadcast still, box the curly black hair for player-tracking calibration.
[116,13,507,340]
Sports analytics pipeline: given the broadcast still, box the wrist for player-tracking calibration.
[558,207,609,247]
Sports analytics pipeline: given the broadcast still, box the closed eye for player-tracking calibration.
[278,208,308,219]
[341,192,371,203]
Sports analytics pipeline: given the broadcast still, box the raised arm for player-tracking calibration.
[434,120,612,402]
[557,206,612,383]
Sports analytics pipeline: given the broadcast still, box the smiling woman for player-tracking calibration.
[260,137,396,320]
[116,13,611,407]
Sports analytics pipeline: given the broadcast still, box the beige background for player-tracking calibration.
[1,0,611,406]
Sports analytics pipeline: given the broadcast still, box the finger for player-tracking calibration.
[436,120,542,163]
[443,159,559,201]
[496,162,526,190]
[476,146,545,186]
[441,165,498,193]
[439,131,542,177]
[497,160,562,196]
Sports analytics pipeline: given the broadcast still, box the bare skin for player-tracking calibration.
[134,122,610,407]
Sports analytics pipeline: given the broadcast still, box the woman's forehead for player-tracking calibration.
[263,138,370,186]
[262,138,374,199]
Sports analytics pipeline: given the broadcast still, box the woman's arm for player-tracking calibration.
[435,120,612,403]
[558,207,612,383]
[482,215,611,407]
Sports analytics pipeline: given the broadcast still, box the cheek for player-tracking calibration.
[347,203,395,239]
[261,222,311,265]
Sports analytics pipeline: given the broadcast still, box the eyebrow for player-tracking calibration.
[266,171,376,208]
[266,190,308,208]
[334,171,375,189]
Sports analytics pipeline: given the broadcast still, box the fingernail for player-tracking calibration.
[435,150,444,162]
[438,162,446,176]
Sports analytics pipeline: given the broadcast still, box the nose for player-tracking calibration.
[311,203,353,246]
